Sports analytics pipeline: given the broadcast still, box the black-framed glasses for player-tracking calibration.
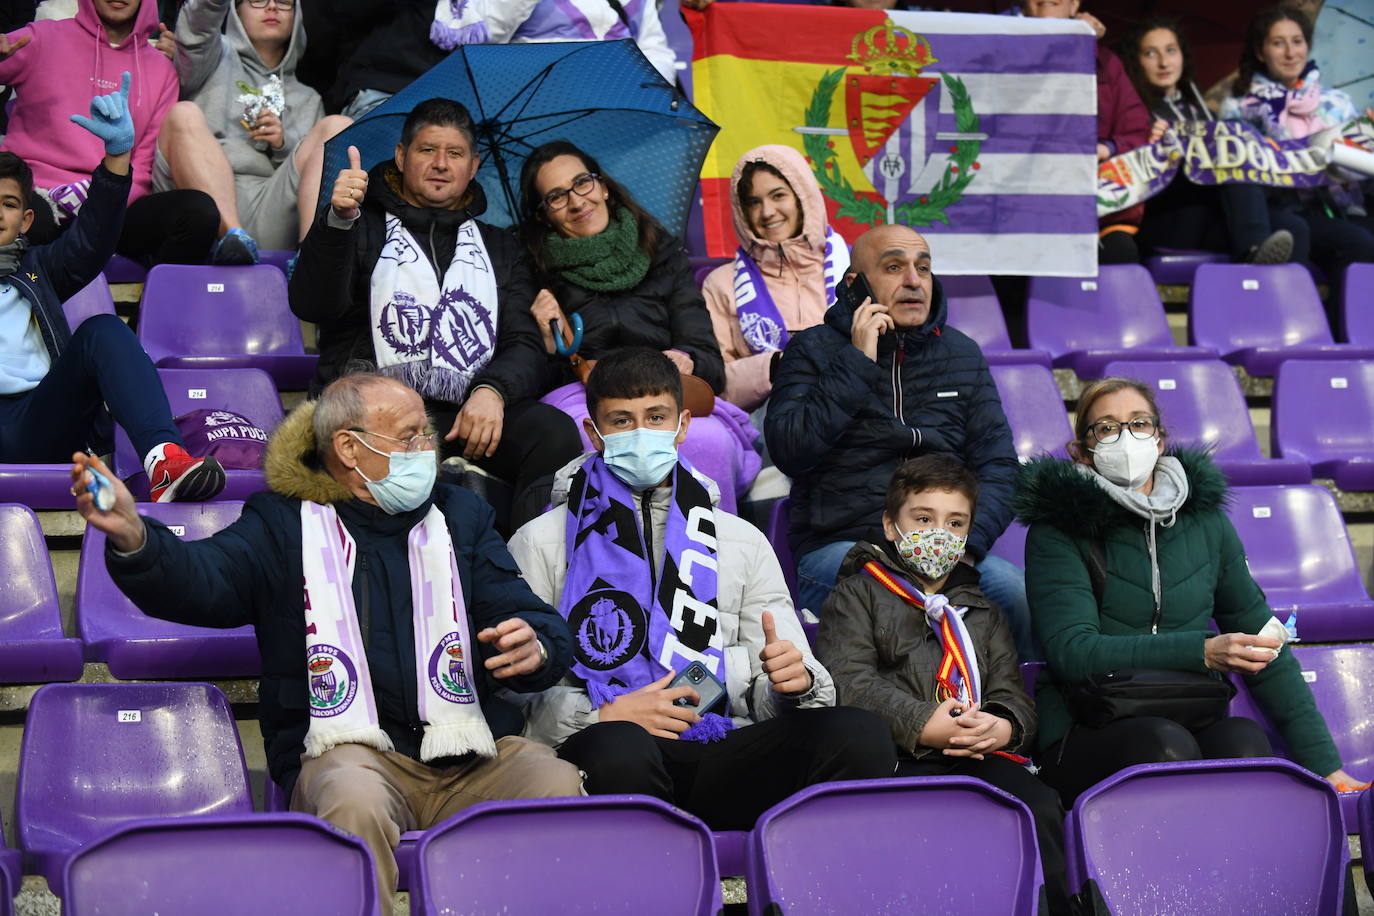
[540,173,600,212]
[349,428,439,453]
[1087,416,1159,444]
[240,0,294,8]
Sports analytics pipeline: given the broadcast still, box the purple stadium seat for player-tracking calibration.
[1340,263,1374,344]
[0,504,83,683]
[15,682,252,896]
[1102,359,1310,486]
[413,796,721,916]
[1273,359,1374,490]
[1189,264,1374,376]
[113,367,282,501]
[990,520,1029,568]
[61,275,116,329]
[748,777,1042,916]
[77,500,260,678]
[1144,248,1228,286]
[1362,784,1374,872]
[660,3,694,99]
[1019,659,1044,698]
[137,264,317,389]
[688,255,728,289]
[1026,266,1217,377]
[62,814,377,916]
[1229,644,1374,831]
[1,830,18,916]
[1065,759,1346,913]
[102,254,145,284]
[257,249,295,275]
[1225,484,1374,641]
[767,496,799,607]
[0,464,82,509]
[944,276,1052,368]
[990,363,1073,460]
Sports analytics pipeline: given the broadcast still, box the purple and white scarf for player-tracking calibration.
[300,501,496,761]
[732,226,849,355]
[430,0,489,49]
[369,216,499,404]
[560,456,732,742]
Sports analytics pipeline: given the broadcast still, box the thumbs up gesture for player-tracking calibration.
[71,71,135,156]
[759,610,812,696]
[331,145,369,220]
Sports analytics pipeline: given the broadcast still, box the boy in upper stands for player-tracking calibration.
[507,347,894,830]
[816,454,1067,912]
[0,76,225,501]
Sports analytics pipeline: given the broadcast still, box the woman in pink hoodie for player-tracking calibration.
[0,0,219,266]
[703,145,850,413]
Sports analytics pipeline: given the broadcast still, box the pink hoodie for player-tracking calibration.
[0,0,177,202]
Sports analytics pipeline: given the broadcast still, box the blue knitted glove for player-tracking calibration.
[71,71,135,156]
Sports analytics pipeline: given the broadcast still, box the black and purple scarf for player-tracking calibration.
[560,456,732,742]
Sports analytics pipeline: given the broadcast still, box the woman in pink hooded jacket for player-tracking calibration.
[703,145,849,413]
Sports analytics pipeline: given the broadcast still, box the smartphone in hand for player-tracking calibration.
[669,662,727,717]
[840,271,878,310]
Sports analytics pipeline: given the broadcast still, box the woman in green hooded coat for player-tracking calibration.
[1014,376,1361,804]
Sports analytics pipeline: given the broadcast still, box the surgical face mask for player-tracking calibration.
[595,418,681,491]
[350,432,437,514]
[1091,434,1160,489]
[895,526,966,583]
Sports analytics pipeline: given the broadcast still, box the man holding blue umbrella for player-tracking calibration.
[289,98,583,534]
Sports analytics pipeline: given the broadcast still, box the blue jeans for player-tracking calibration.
[0,314,181,462]
[341,89,393,121]
[797,541,1040,661]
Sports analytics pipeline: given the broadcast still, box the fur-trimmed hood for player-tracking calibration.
[1013,447,1229,540]
[263,401,353,504]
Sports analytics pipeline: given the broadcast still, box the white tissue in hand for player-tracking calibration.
[1246,616,1289,657]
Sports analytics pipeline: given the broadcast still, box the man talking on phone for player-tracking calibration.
[765,226,1030,657]
[508,348,894,830]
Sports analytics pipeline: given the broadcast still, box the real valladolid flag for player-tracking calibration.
[685,4,1099,276]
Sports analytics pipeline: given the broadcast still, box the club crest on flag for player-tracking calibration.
[803,20,981,231]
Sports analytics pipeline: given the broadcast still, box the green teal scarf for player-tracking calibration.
[545,206,651,292]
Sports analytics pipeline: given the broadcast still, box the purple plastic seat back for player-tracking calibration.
[1102,360,1259,458]
[1,818,18,914]
[990,520,1029,568]
[1273,359,1374,489]
[257,249,295,275]
[1341,264,1374,344]
[413,796,721,916]
[0,504,83,683]
[767,497,799,607]
[62,276,116,329]
[113,367,282,501]
[1190,263,1332,354]
[1027,266,1174,355]
[77,501,260,678]
[103,255,145,284]
[1068,759,1346,914]
[63,814,377,916]
[750,777,1042,916]
[944,275,1012,351]
[1144,249,1229,286]
[16,682,253,893]
[1225,485,1374,641]
[990,363,1072,460]
[1362,784,1374,871]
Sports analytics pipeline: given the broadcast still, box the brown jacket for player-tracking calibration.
[816,540,1036,758]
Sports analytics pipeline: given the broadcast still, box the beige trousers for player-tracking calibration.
[291,736,583,914]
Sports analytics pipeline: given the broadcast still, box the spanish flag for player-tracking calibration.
[685,4,1100,276]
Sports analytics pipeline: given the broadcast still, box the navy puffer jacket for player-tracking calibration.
[765,276,1017,560]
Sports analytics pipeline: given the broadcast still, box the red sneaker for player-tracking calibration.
[148,444,226,502]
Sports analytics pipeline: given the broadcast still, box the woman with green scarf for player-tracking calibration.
[518,141,760,512]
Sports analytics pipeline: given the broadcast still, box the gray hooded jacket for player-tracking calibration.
[174,0,324,181]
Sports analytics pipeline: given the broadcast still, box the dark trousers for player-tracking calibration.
[427,397,582,534]
[1140,179,1311,262]
[897,753,1070,915]
[0,314,181,462]
[1302,209,1374,305]
[1038,715,1272,807]
[29,188,219,267]
[557,708,897,831]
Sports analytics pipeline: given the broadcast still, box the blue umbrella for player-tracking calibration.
[320,39,718,238]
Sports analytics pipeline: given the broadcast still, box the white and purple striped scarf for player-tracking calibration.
[430,0,489,50]
[560,456,732,742]
[300,501,496,762]
[732,226,848,355]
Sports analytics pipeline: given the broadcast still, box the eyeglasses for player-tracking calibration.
[240,0,294,9]
[540,173,600,212]
[349,428,439,453]
[1087,416,1159,444]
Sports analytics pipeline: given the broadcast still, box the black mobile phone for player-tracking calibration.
[669,662,728,717]
[840,271,877,309]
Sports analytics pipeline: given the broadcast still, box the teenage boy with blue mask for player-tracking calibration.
[508,347,894,829]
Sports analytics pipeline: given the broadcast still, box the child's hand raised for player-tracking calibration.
[71,71,135,156]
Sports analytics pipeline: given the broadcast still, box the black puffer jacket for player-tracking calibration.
[766,278,1017,560]
[290,161,546,402]
[542,234,726,394]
